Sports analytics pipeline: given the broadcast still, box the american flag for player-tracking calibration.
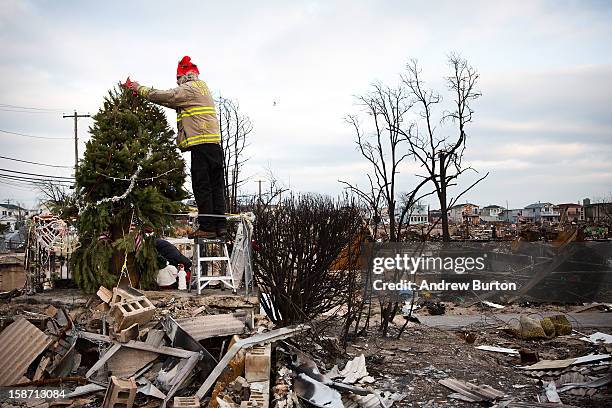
[130,220,143,252]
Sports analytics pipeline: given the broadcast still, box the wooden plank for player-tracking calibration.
[86,343,121,379]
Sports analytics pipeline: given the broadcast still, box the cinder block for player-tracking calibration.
[245,344,271,382]
[111,287,145,304]
[110,297,155,332]
[97,286,113,303]
[103,376,136,408]
[246,381,269,408]
[174,396,200,407]
[116,323,139,343]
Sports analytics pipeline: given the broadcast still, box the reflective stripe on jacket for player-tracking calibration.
[138,79,220,150]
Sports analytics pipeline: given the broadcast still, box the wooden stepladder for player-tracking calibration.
[190,238,236,294]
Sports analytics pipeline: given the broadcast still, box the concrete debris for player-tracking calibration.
[102,376,137,408]
[245,343,271,382]
[97,286,113,304]
[195,325,310,399]
[176,310,251,341]
[116,323,139,343]
[174,396,200,407]
[109,293,156,332]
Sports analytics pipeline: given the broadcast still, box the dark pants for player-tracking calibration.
[190,143,227,232]
[155,238,192,272]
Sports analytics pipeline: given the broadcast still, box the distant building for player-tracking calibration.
[557,203,585,222]
[429,209,442,225]
[448,203,480,225]
[401,203,428,225]
[583,198,612,223]
[480,205,504,222]
[0,203,31,232]
[499,209,524,224]
[523,202,560,223]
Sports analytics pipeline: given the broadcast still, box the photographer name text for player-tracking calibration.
[372,279,517,291]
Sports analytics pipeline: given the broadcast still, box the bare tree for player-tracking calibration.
[340,83,435,337]
[218,97,253,213]
[341,82,432,243]
[36,181,73,216]
[400,55,488,241]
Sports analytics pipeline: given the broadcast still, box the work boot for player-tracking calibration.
[188,229,217,239]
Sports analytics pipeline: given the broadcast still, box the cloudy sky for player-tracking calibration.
[1,0,611,209]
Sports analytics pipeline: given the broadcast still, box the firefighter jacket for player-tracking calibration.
[138,79,220,150]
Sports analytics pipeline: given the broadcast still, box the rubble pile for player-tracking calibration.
[0,287,409,408]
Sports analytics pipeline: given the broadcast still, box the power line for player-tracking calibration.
[0,155,73,169]
[0,128,72,140]
[0,108,59,114]
[0,168,74,180]
[0,103,65,112]
[0,174,73,184]
[0,179,38,192]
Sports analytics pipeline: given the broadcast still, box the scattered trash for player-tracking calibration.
[439,378,505,403]
[579,331,612,344]
[542,381,561,403]
[522,354,610,370]
[482,301,505,309]
[475,345,519,355]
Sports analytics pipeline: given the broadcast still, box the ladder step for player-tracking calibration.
[195,239,226,243]
[197,257,231,262]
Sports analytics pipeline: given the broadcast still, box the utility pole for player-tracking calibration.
[63,111,91,173]
[255,180,264,204]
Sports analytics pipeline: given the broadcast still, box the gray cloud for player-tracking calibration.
[1,0,611,208]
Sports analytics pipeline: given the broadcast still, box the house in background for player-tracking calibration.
[499,209,524,224]
[557,203,585,222]
[429,209,442,225]
[406,203,428,225]
[523,202,560,223]
[0,203,31,232]
[583,198,612,223]
[480,205,504,222]
[448,203,480,225]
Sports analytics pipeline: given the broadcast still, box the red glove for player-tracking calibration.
[122,77,140,94]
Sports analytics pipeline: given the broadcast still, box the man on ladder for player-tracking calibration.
[125,56,227,239]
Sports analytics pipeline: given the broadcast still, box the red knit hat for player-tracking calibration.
[177,56,199,77]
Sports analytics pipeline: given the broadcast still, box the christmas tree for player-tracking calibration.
[72,84,187,292]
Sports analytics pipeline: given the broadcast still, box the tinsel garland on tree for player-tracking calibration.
[71,84,187,292]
